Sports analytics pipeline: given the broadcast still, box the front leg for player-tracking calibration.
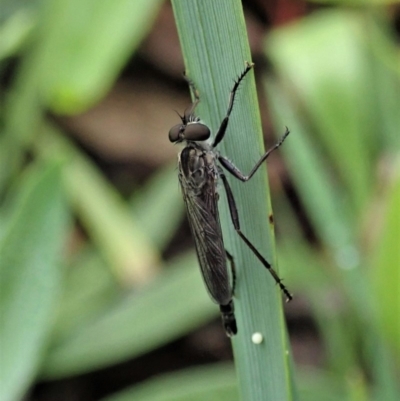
[212,62,254,147]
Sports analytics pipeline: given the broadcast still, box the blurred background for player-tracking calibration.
[0,0,399,401]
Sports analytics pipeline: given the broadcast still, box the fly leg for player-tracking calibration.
[225,249,236,295]
[182,72,201,120]
[219,172,292,302]
[212,62,254,147]
[218,127,290,181]
[221,249,237,336]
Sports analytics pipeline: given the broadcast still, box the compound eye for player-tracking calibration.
[169,124,183,142]
[184,123,210,141]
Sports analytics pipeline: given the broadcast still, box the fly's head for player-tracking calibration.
[169,108,210,144]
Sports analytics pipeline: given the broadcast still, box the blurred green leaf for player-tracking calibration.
[37,123,159,285]
[99,364,348,401]
[0,0,164,190]
[51,247,119,342]
[279,239,359,375]
[265,8,400,401]
[100,364,238,401]
[37,0,164,113]
[0,8,35,60]
[297,370,347,401]
[264,9,398,308]
[130,162,185,251]
[41,252,216,379]
[0,161,69,401]
[369,157,400,359]
[267,10,378,217]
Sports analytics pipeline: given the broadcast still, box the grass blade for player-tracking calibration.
[0,162,69,401]
[171,1,294,400]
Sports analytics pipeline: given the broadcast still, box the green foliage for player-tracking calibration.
[0,162,69,401]
[266,8,400,401]
[96,364,238,401]
[42,252,215,378]
[0,1,399,401]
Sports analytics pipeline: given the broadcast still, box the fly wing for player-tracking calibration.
[179,172,232,305]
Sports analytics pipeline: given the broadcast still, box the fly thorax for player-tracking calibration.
[189,151,207,187]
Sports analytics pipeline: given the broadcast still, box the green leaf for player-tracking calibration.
[0,161,69,401]
[50,247,119,342]
[130,162,185,251]
[0,8,35,60]
[265,9,400,400]
[37,123,159,285]
[369,158,400,360]
[100,363,238,401]
[267,10,376,218]
[37,0,164,113]
[171,1,295,400]
[101,364,347,401]
[41,253,215,378]
[0,0,164,190]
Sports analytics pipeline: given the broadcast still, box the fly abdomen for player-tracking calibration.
[219,301,237,337]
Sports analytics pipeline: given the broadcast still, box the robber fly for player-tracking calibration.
[169,62,291,336]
